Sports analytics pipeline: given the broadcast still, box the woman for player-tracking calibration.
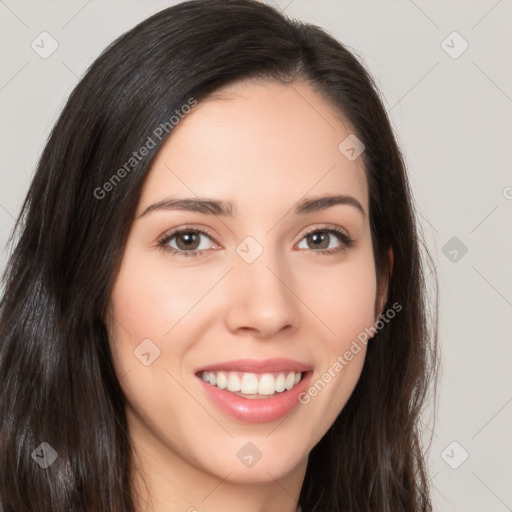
[0,1,438,511]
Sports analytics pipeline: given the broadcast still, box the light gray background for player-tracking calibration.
[1,1,511,511]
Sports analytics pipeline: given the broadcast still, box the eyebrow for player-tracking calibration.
[138,194,365,218]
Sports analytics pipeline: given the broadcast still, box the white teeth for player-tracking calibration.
[216,371,227,390]
[285,372,295,390]
[227,373,241,392]
[258,373,276,395]
[275,373,286,392]
[200,370,303,396]
[240,373,258,394]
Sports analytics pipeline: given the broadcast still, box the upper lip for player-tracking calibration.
[195,358,313,374]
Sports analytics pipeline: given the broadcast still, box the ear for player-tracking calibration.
[374,247,393,321]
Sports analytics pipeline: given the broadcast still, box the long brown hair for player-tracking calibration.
[0,1,438,510]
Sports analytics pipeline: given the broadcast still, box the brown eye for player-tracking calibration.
[296,227,353,255]
[174,231,201,251]
[305,231,330,250]
[158,227,218,257]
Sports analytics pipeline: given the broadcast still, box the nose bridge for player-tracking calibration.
[224,234,300,337]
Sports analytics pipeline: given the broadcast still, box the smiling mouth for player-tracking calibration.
[197,370,305,399]
[195,359,313,422]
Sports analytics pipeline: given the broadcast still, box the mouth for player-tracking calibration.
[195,358,313,423]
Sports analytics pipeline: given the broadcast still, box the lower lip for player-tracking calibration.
[197,372,313,423]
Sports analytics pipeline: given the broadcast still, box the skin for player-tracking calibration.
[107,79,387,512]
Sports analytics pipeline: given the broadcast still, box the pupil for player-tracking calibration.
[310,231,328,249]
[178,232,199,250]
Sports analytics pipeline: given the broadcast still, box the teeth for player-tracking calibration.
[216,372,227,390]
[227,373,241,392]
[258,374,275,395]
[275,373,286,392]
[285,372,295,390]
[200,371,303,396]
[241,373,258,394]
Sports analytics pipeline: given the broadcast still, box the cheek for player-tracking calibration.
[108,247,217,345]
[106,244,228,400]
[328,258,376,381]
[106,255,206,439]
[297,253,377,350]
[293,249,376,432]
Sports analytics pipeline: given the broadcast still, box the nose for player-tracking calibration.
[223,247,301,339]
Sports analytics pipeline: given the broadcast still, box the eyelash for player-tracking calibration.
[156,225,354,259]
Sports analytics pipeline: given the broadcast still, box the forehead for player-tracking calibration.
[137,79,368,216]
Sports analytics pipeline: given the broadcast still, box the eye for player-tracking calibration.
[157,225,353,259]
[296,226,353,255]
[157,227,218,258]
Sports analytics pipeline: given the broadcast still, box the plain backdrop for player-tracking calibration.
[0,1,511,511]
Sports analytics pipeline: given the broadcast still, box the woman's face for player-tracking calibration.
[108,79,380,494]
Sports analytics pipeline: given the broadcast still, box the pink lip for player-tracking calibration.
[195,358,313,374]
[195,358,313,423]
